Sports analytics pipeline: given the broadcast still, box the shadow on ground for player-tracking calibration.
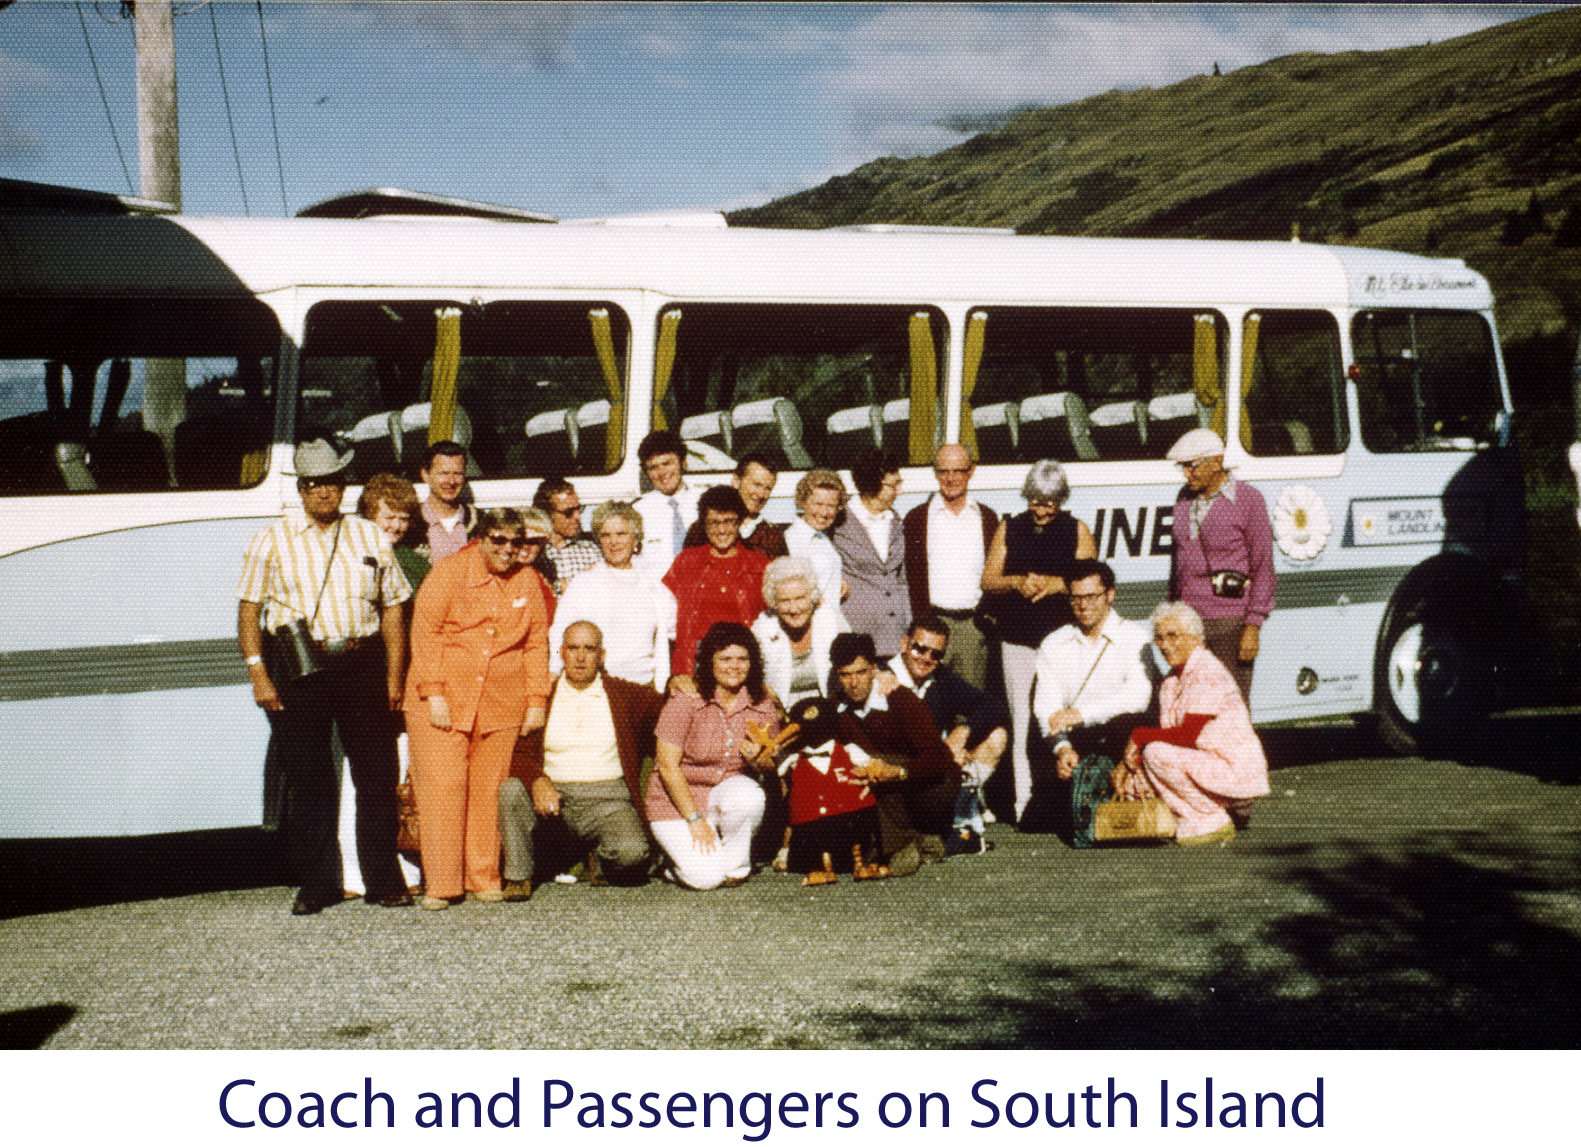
[0,827,289,920]
[0,1003,77,1049]
[807,834,1581,1049]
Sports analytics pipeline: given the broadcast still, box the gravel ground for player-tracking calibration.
[4,717,1580,1050]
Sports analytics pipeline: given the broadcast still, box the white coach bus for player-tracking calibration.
[0,207,1519,837]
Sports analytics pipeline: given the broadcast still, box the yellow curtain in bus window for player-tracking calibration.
[429,307,462,445]
[908,312,937,465]
[589,309,624,473]
[960,311,987,461]
[1193,313,1222,438]
[1237,313,1259,453]
[652,310,681,432]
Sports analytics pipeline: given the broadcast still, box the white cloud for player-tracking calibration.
[300,2,584,74]
[0,50,58,163]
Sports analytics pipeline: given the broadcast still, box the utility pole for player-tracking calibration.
[134,0,184,480]
[135,0,180,208]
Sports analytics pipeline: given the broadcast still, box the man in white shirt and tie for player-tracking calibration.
[631,430,699,580]
[1032,559,1156,782]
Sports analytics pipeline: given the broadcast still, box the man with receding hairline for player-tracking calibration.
[903,443,998,690]
[498,620,668,894]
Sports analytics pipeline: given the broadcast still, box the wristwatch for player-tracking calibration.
[685,811,703,824]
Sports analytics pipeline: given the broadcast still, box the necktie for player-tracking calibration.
[670,496,684,556]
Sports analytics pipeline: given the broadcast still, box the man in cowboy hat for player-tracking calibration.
[237,439,414,915]
[1164,427,1276,705]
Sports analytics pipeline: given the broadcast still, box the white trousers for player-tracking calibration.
[338,732,422,894]
[1002,642,1039,822]
[649,774,765,890]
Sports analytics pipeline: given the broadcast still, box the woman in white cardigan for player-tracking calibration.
[549,501,675,684]
[752,556,849,708]
[752,555,849,873]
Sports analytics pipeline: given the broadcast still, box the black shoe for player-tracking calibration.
[366,889,414,908]
[291,890,338,916]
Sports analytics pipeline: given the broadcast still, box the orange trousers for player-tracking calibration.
[404,717,518,899]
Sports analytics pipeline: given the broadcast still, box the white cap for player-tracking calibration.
[1165,427,1226,464]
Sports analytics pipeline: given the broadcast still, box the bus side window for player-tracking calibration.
[662,303,945,473]
[0,291,284,495]
[966,307,1225,466]
[1244,310,1347,456]
[299,300,631,481]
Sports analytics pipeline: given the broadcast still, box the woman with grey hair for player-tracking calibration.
[548,500,676,684]
[981,459,1097,827]
[1109,601,1268,844]
[752,555,849,708]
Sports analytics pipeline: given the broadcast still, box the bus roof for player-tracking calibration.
[0,213,1494,311]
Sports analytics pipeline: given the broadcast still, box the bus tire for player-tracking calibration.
[1373,591,1492,758]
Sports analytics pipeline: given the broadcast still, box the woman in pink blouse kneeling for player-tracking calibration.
[648,622,781,889]
[1112,601,1270,844]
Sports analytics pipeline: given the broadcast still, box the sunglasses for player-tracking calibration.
[484,533,532,549]
[908,642,945,660]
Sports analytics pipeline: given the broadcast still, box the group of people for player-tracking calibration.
[238,423,1274,915]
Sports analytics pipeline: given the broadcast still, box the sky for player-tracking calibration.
[0,2,1559,220]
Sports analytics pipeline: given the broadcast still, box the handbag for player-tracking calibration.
[1068,754,1114,849]
[1094,794,1176,843]
[395,771,421,857]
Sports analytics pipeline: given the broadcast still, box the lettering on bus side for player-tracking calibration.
[1360,272,1480,299]
[1088,506,1175,561]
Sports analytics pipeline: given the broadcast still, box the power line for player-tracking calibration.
[77,0,135,194]
[208,2,249,214]
[255,0,288,215]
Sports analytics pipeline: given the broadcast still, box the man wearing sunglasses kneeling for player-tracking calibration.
[882,615,1009,857]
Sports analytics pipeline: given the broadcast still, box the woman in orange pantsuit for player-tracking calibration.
[404,508,551,909]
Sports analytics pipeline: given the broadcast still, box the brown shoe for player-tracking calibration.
[501,879,534,902]
[802,852,839,886]
[471,888,506,903]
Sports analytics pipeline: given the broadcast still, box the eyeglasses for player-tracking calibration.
[551,505,582,517]
[1071,591,1109,605]
[484,533,530,549]
[1027,498,1059,509]
[1178,457,1214,472]
[297,476,344,490]
[934,467,971,477]
[908,642,945,660]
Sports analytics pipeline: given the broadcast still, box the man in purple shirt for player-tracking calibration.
[1165,428,1275,702]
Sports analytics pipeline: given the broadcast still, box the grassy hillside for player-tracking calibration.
[732,7,1580,395]
[730,6,1581,677]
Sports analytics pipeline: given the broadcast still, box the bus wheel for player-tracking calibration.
[1374,596,1489,758]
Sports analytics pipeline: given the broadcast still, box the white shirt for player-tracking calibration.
[926,495,986,611]
[886,653,934,701]
[847,496,895,563]
[548,563,675,686]
[1032,608,1154,731]
[632,482,700,580]
[542,674,624,785]
[783,517,846,622]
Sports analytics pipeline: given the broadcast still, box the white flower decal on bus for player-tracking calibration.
[1273,484,1332,561]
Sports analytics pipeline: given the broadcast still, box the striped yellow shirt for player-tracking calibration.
[237,510,412,642]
